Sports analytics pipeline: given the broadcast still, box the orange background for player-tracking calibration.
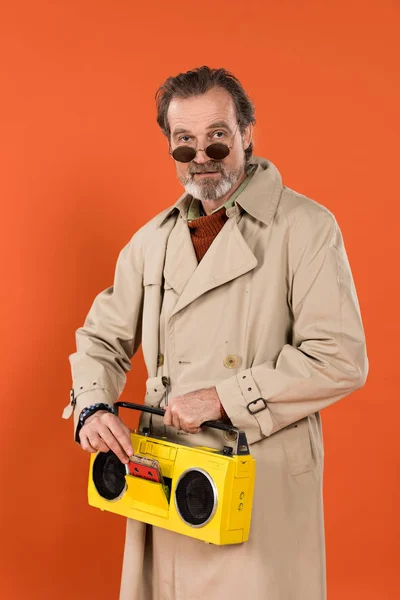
[0,1,399,598]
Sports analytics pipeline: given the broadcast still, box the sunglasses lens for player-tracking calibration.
[172,143,230,162]
[206,143,230,160]
[172,146,197,163]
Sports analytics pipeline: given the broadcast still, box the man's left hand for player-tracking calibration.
[163,387,223,434]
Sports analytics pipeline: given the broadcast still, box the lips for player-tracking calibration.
[192,171,220,175]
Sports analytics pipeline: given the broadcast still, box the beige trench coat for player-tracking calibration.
[65,157,368,600]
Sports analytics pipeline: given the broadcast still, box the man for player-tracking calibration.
[63,66,368,600]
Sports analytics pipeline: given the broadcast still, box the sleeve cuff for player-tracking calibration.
[62,387,116,442]
[216,368,275,444]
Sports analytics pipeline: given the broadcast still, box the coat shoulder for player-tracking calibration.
[118,205,177,270]
[278,188,342,272]
[278,186,337,231]
[136,205,176,238]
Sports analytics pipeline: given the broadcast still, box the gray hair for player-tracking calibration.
[155,66,256,160]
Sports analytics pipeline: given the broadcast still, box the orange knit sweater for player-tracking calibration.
[187,206,228,263]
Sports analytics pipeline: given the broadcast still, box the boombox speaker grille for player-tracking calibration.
[175,469,217,527]
[92,450,126,501]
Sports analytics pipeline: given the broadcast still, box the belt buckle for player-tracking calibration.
[246,398,267,415]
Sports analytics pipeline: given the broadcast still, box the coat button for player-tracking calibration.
[224,355,239,369]
[157,353,164,367]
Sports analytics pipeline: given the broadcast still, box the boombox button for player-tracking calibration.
[223,430,238,442]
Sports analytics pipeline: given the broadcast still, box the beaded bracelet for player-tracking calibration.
[79,403,114,426]
[75,403,114,445]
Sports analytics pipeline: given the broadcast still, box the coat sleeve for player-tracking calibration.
[62,232,145,438]
[216,209,368,444]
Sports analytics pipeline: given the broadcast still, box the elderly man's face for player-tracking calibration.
[167,87,251,201]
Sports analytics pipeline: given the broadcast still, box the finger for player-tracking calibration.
[188,427,202,435]
[163,406,173,427]
[180,417,201,434]
[87,432,110,454]
[80,431,101,453]
[106,421,134,457]
[98,425,131,463]
[170,406,181,431]
[91,428,129,464]
[184,419,202,434]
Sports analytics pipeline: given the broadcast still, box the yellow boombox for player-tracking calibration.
[88,402,256,545]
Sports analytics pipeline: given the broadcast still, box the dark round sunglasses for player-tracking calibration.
[170,124,239,163]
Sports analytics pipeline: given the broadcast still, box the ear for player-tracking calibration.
[242,123,253,151]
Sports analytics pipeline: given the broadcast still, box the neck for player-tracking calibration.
[200,171,246,216]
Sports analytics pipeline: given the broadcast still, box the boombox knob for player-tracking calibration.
[222,446,233,456]
[142,427,150,436]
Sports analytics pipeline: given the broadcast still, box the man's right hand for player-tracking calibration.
[79,410,134,464]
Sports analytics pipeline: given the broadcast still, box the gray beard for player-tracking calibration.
[180,165,243,201]
[183,176,234,201]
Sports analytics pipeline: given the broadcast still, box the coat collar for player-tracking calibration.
[164,214,258,316]
[157,157,283,229]
[154,158,284,317]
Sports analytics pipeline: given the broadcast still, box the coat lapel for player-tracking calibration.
[170,216,258,317]
[163,217,198,295]
[161,157,282,318]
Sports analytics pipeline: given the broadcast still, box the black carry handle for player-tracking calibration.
[114,401,238,434]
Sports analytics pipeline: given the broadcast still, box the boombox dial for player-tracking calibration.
[174,468,217,527]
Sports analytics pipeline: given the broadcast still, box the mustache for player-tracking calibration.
[188,162,224,175]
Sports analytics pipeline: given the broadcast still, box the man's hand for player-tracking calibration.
[163,387,223,434]
[79,411,134,464]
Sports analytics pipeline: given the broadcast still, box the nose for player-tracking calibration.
[192,148,210,165]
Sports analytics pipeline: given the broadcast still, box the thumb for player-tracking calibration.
[163,405,172,427]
